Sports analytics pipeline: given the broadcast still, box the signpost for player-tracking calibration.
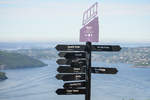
[91,67,118,74]
[57,66,86,73]
[56,45,121,52]
[63,81,86,89]
[58,52,86,59]
[55,2,121,100]
[92,45,121,51]
[56,89,86,95]
[55,45,85,51]
[56,74,86,81]
[56,59,86,65]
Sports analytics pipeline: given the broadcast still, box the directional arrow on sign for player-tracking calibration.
[56,74,86,81]
[58,52,86,59]
[92,45,121,51]
[57,66,86,73]
[63,81,86,89]
[91,67,118,74]
[56,59,69,65]
[56,59,86,66]
[56,88,86,95]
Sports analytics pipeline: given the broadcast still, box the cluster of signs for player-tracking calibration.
[55,44,121,95]
[55,2,122,100]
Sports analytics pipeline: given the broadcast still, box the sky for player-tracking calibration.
[0,0,150,43]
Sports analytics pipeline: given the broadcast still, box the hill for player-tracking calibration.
[0,50,47,69]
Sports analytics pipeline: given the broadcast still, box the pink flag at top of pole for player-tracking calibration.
[80,2,99,42]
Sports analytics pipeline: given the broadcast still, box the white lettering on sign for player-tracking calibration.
[86,26,93,30]
[66,90,79,93]
[66,90,72,93]
[97,46,110,49]
[75,75,82,80]
[72,59,78,62]
[74,68,81,71]
[70,83,81,86]
[97,68,106,72]
[73,90,79,92]
[75,54,82,56]
[68,46,80,49]
[76,75,81,78]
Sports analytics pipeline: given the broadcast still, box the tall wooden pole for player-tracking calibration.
[85,41,91,100]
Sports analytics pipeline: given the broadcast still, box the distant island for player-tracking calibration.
[10,46,150,68]
[0,72,7,80]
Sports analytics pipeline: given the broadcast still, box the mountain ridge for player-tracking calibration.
[0,50,47,69]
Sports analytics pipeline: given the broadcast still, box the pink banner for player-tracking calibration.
[80,17,99,42]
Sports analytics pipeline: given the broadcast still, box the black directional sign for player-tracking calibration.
[63,81,86,89]
[56,59,86,65]
[56,45,121,52]
[56,88,86,95]
[91,67,118,74]
[56,61,85,67]
[56,59,68,65]
[57,66,86,73]
[56,45,85,51]
[56,74,86,81]
[92,45,121,51]
[69,62,86,67]
[58,52,86,59]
